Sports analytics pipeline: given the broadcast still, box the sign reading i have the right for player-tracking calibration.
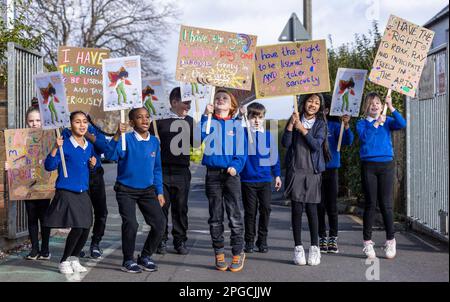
[368,15,435,97]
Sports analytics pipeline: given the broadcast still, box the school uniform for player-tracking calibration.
[201,114,247,256]
[356,110,406,241]
[240,127,280,248]
[282,117,327,247]
[150,111,193,250]
[44,136,93,229]
[25,199,51,255]
[105,131,165,262]
[318,120,354,238]
[63,125,109,246]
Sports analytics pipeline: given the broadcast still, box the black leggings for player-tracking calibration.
[61,228,90,263]
[361,161,395,241]
[318,169,339,238]
[291,202,319,246]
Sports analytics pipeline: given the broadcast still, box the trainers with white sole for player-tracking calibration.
[363,240,376,259]
[308,246,321,266]
[293,245,306,265]
[70,258,87,273]
[59,261,74,274]
[384,238,396,259]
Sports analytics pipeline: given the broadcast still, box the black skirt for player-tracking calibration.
[44,189,93,229]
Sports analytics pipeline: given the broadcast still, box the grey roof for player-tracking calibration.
[423,4,449,27]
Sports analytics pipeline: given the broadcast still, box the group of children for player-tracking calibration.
[10,86,406,274]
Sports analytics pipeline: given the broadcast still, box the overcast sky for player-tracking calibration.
[164,0,448,119]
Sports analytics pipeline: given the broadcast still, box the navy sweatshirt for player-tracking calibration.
[62,124,109,171]
[201,114,247,173]
[240,130,281,183]
[356,110,406,162]
[44,136,94,193]
[326,120,354,169]
[104,131,163,194]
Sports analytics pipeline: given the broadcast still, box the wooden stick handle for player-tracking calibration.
[152,119,160,140]
[337,120,345,152]
[120,110,126,151]
[55,128,68,178]
[380,89,391,126]
[243,112,254,144]
[293,95,299,114]
[194,93,200,123]
[206,86,216,135]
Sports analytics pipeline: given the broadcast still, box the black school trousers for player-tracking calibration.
[241,182,272,246]
[115,182,166,262]
[161,165,191,248]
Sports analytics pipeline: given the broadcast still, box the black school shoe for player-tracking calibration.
[25,250,39,260]
[175,242,189,255]
[156,241,167,255]
[90,244,103,259]
[256,239,268,253]
[244,242,254,253]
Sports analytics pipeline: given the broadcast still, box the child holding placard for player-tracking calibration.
[44,111,97,274]
[62,121,109,259]
[202,89,247,272]
[282,93,331,266]
[318,95,354,254]
[5,100,52,260]
[239,102,282,254]
[357,92,406,259]
[105,107,166,273]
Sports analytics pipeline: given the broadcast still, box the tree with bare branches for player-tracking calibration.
[22,0,178,78]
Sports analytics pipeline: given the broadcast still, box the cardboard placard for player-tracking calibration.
[57,47,119,133]
[142,78,171,120]
[254,40,330,98]
[102,56,142,112]
[368,15,435,97]
[34,72,71,130]
[4,128,57,200]
[176,25,257,90]
[330,68,367,117]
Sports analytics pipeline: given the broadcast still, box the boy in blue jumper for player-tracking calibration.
[202,89,247,272]
[239,103,282,254]
[62,122,109,259]
[357,92,406,260]
[318,95,354,253]
[105,107,166,273]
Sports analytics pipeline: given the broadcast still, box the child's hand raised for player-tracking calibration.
[204,104,214,116]
[157,194,165,207]
[227,167,237,176]
[238,106,247,117]
[341,115,351,129]
[274,176,282,191]
[55,137,64,149]
[89,156,97,169]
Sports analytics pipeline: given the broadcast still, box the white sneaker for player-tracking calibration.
[293,245,306,265]
[307,246,321,266]
[59,261,74,274]
[384,239,397,259]
[363,241,376,259]
[70,258,88,273]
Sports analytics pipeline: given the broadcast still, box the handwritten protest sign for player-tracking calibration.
[330,68,367,117]
[176,25,257,90]
[34,72,71,130]
[102,56,142,112]
[368,15,435,97]
[4,128,57,200]
[254,40,330,98]
[57,47,119,134]
[142,78,170,120]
